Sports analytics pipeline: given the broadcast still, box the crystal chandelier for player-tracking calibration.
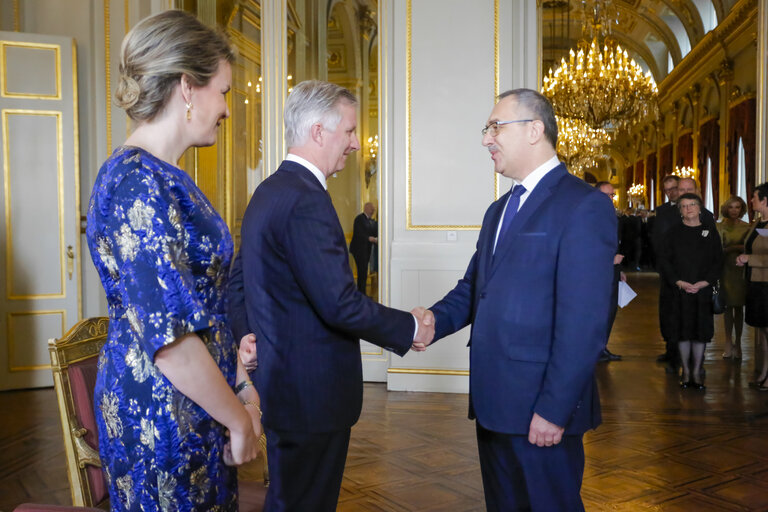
[628,183,646,197]
[542,0,658,130]
[556,116,611,176]
[673,166,695,178]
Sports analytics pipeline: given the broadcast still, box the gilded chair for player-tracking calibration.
[49,317,269,511]
[48,317,110,509]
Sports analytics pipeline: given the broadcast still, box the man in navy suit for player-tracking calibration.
[417,89,616,511]
[229,80,434,511]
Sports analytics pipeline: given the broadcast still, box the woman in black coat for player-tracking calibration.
[658,193,723,390]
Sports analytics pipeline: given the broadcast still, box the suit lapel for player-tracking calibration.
[488,164,567,276]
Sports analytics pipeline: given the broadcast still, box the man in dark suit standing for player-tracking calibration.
[349,202,377,294]
[596,181,624,362]
[416,89,616,511]
[653,175,682,367]
[229,80,434,511]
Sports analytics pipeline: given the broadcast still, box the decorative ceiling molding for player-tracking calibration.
[658,0,705,44]
[659,0,756,98]
[617,3,683,64]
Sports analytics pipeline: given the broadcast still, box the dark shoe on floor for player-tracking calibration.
[692,382,706,391]
[599,349,621,362]
[680,380,690,389]
[657,352,671,362]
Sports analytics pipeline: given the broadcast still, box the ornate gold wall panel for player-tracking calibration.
[7,310,65,371]
[0,41,60,99]
[104,0,111,153]
[406,0,500,230]
[388,367,469,376]
[2,110,65,300]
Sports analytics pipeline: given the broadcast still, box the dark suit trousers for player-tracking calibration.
[352,251,370,294]
[606,265,620,348]
[476,422,586,512]
[263,426,351,512]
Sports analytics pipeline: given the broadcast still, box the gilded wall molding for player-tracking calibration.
[104,0,111,154]
[3,110,66,300]
[388,367,469,376]
[405,0,499,230]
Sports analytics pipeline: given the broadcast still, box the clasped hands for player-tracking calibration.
[411,307,435,351]
[675,280,709,294]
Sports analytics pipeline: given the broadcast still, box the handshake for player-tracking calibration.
[410,307,435,352]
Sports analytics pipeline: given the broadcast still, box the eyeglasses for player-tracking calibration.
[481,119,534,136]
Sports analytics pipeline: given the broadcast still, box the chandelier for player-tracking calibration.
[673,166,695,178]
[541,0,658,130]
[628,183,645,197]
[556,116,611,176]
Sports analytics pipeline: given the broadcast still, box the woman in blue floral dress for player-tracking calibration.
[86,11,261,511]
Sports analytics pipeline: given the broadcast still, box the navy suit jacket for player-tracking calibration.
[229,160,414,433]
[430,164,617,435]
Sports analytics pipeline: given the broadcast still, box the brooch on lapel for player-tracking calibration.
[702,230,709,237]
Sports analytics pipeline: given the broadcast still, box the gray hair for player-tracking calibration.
[284,80,357,147]
[498,88,558,148]
[115,10,234,122]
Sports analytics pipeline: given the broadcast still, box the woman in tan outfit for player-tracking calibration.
[736,183,768,390]
[717,196,751,360]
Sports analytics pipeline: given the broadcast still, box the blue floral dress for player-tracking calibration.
[86,146,238,511]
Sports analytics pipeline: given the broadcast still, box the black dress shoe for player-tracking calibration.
[692,382,706,391]
[604,349,622,361]
[657,352,671,362]
[680,380,690,389]
[598,350,610,362]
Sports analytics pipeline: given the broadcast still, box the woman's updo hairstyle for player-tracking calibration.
[115,10,235,122]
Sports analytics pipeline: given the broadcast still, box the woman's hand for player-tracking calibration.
[223,410,260,466]
[691,280,710,293]
[676,280,697,294]
[238,333,258,371]
[736,254,750,266]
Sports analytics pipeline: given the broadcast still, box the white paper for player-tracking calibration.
[757,228,768,236]
[618,281,637,308]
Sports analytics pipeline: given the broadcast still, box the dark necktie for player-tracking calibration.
[495,185,527,252]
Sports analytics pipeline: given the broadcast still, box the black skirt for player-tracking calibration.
[745,282,768,327]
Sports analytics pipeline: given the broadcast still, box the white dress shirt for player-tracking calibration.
[493,155,561,251]
[286,153,327,190]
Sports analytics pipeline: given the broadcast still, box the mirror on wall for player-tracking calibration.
[179,0,380,300]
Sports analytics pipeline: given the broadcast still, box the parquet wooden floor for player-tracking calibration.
[2,272,768,511]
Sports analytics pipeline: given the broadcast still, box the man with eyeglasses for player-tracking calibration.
[418,89,616,511]
[653,175,682,370]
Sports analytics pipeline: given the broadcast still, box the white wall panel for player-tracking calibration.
[408,0,496,228]
[382,0,538,392]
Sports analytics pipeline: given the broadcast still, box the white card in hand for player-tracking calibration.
[618,281,637,308]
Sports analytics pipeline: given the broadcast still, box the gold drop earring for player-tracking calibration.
[186,102,193,121]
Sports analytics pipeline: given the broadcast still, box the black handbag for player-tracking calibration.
[712,281,725,315]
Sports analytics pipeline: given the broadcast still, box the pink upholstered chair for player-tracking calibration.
[48,317,268,511]
[49,317,110,509]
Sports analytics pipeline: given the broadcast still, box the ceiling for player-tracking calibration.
[541,0,739,85]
